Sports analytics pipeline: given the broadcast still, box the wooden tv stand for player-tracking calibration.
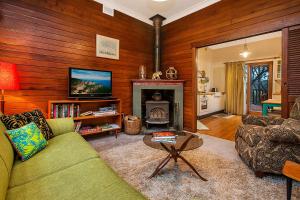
[48,99,121,137]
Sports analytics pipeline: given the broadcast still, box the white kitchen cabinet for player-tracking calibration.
[197,93,225,116]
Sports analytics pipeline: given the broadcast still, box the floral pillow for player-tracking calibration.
[6,122,47,161]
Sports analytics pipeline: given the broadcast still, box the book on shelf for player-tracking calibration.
[79,110,117,117]
[74,121,82,132]
[80,111,93,116]
[51,103,80,119]
[99,106,115,112]
[79,123,120,135]
[93,110,117,116]
[79,125,102,135]
[50,103,118,119]
[100,123,120,131]
[110,124,120,129]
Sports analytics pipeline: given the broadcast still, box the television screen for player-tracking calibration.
[69,68,112,98]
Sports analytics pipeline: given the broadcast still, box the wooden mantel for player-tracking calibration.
[132,79,185,85]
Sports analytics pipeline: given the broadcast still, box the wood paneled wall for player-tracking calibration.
[161,0,300,132]
[2,0,300,131]
[0,0,153,116]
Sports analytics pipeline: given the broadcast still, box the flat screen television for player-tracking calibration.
[68,68,112,98]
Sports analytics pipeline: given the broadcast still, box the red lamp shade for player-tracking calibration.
[0,62,20,90]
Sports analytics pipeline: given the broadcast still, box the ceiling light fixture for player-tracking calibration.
[240,40,251,58]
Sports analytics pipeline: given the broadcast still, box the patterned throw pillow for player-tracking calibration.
[0,110,54,140]
[6,122,47,161]
[269,118,300,144]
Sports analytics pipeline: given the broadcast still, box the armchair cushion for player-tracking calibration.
[236,125,267,147]
[242,115,284,127]
[269,118,300,144]
[46,118,75,137]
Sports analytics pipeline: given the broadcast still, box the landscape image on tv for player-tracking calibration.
[70,69,112,95]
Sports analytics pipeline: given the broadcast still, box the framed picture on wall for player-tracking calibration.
[96,34,119,60]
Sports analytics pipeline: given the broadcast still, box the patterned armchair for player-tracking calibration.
[235,98,300,176]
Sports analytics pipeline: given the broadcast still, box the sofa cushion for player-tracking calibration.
[0,120,14,175]
[6,158,145,200]
[0,112,13,200]
[9,132,98,188]
[46,118,75,137]
[0,109,54,140]
[0,159,9,200]
[6,122,48,161]
[269,118,300,144]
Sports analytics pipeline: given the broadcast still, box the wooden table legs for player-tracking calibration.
[149,155,172,179]
[178,154,207,181]
[286,177,292,200]
[283,160,300,200]
[149,143,207,181]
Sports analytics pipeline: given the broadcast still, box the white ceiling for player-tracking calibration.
[94,0,220,25]
[208,31,282,50]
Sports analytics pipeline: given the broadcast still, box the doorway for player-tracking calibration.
[195,31,282,136]
[246,62,273,114]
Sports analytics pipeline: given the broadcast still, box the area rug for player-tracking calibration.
[88,134,299,200]
[197,120,209,130]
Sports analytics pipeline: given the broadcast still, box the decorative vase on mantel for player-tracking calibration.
[139,65,147,80]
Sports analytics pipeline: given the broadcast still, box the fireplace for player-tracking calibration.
[145,100,169,128]
[132,15,184,133]
[132,79,184,133]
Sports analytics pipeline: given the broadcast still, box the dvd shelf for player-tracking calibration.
[50,103,80,118]
[48,99,121,137]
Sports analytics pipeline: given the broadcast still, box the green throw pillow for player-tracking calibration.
[6,122,47,161]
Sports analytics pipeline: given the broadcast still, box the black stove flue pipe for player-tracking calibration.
[149,14,166,72]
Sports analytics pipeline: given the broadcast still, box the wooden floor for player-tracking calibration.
[197,115,242,141]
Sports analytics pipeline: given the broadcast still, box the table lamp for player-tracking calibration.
[0,62,20,113]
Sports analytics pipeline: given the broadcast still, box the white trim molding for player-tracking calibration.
[164,0,221,25]
[94,0,220,26]
[94,0,153,25]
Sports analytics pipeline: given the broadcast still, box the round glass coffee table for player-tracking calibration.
[143,132,207,181]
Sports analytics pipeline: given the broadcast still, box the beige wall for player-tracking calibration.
[197,37,282,96]
[196,48,213,91]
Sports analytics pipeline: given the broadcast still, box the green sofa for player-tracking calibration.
[0,116,145,200]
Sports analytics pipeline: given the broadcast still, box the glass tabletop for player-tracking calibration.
[143,132,203,151]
